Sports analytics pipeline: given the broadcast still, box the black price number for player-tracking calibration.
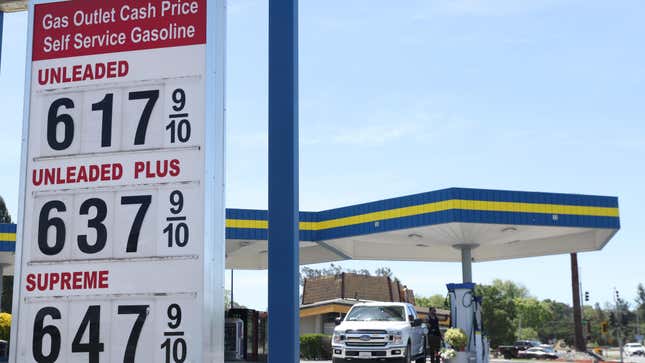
[161,304,187,363]
[166,88,191,144]
[45,89,160,151]
[163,190,189,247]
[47,98,75,151]
[32,305,149,363]
[71,305,104,363]
[36,195,151,256]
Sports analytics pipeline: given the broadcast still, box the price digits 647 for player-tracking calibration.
[32,303,188,363]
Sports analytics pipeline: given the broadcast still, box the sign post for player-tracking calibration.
[268,0,299,362]
[10,0,225,361]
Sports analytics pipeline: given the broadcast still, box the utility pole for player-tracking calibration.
[230,269,234,309]
[571,253,586,351]
[615,288,624,363]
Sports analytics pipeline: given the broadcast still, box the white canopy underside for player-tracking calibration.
[226,222,616,269]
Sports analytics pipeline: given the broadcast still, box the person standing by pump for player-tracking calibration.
[427,307,443,363]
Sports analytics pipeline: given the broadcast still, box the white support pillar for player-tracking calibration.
[453,244,479,283]
[0,265,3,311]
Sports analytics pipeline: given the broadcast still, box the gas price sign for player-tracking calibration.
[11,0,225,362]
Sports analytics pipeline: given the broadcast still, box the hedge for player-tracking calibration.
[300,334,332,360]
[0,313,10,341]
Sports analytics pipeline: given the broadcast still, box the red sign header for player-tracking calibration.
[33,0,206,61]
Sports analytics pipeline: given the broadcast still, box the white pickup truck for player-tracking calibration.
[332,302,427,363]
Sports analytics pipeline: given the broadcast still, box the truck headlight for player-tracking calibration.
[391,331,403,344]
[333,333,345,343]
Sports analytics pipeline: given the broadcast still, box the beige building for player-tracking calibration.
[299,273,449,335]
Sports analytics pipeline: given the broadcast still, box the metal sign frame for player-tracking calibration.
[9,0,226,360]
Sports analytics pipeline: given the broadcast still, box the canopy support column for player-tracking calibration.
[453,244,479,283]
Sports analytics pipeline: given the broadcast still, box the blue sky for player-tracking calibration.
[2,0,645,311]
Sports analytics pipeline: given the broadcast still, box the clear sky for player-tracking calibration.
[1,0,644,311]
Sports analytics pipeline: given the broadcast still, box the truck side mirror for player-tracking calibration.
[335,317,342,326]
[412,318,423,327]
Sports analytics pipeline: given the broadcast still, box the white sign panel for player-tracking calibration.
[11,0,225,361]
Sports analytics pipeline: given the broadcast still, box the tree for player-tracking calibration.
[515,298,552,330]
[225,289,246,309]
[374,267,392,278]
[539,300,574,345]
[300,264,397,286]
[416,294,449,309]
[476,284,516,347]
[517,327,539,340]
[583,303,608,346]
[0,196,11,223]
[491,279,529,300]
[636,283,645,331]
[2,276,12,313]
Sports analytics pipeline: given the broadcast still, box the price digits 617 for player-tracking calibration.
[47,88,190,151]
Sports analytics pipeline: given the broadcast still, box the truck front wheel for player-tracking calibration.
[400,342,412,363]
[415,338,427,363]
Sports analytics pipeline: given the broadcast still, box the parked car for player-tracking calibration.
[517,347,559,360]
[331,302,427,363]
[498,340,541,359]
[624,343,645,356]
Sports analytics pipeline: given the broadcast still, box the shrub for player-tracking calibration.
[444,328,467,351]
[300,334,331,360]
[0,313,10,341]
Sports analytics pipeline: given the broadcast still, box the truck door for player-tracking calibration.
[407,305,422,355]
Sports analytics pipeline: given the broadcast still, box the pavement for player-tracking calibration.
[229,358,645,363]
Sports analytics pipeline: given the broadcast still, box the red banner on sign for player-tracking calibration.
[33,0,206,61]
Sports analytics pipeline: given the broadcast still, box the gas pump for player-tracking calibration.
[447,283,490,363]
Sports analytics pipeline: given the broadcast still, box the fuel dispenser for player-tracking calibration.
[225,318,244,361]
[447,283,490,363]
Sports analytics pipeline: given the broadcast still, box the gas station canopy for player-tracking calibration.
[225,187,619,269]
[1,187,620,271]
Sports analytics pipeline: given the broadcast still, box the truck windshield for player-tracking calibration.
[345,306,406,322]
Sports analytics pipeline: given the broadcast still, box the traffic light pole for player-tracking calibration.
[614,288,624,363]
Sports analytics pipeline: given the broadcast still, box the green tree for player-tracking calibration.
[517,327,539,340]
[416,294,448,309]
[2,276,12,313]
[612,297,635,340]
[476,284,516,347]
[300,264,398,286]
[374,267,392,278]
[583,303,608,346]
[0,196,11,223]
[636,283,645,334]
[515,297,552,330]
[491,279,529,300]
[539,300,574,345]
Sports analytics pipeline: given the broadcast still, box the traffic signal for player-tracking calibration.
[609,312,616,327]
[584,291,589,302]
[601,321,608,334]
[621,313,629,326]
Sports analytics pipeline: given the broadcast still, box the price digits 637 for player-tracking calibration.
[37,190,190,256]
[47,88,191,151]
[32,303,188,363]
